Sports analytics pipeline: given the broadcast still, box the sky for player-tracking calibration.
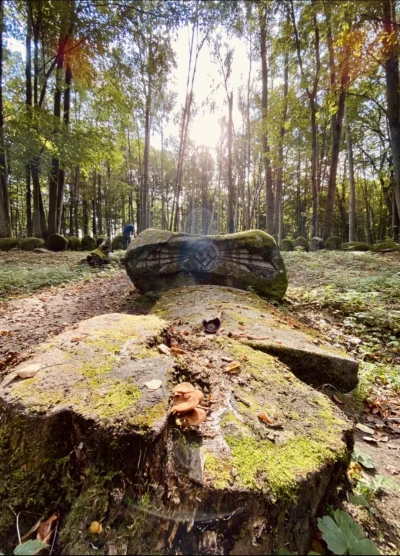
[152,26,251,152]
[7,27,251,153]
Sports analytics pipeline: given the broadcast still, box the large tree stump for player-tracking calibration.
[0,287,357,555]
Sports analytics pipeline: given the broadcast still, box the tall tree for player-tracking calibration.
[0,0,11,238]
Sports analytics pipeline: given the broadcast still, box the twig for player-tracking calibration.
[50,522,58,555]
[16,512,21,545]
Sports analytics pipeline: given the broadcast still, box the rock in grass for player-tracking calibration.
[310,237,324,251]
[0,238,20,251]
[0,290,354,555]
[325,236,342,250]
[112,234,125,251]
[47,233,68,252]
[125,228,288,300]
[20,237,45,251]
[81,234,96,251]
[281,238,294,251]
[294,236,309,251]
[371,240,400,252]
[67,236,81,251]
[340,242,370,252]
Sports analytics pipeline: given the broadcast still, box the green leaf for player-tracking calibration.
[353,448,375,470]
[276,549,293,555]
[348,493,370,507]
[317,515,348,555]
[14,540,49,556]
[350,538,380,555]
[369,475,399,494]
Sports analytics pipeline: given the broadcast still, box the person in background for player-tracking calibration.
[123,223,135,249]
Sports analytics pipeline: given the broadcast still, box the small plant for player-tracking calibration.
[318,509,380,555]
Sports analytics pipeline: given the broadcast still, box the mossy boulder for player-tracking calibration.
[281,239,294,252]
[125,228,288,300]
[81,234,96,251]
[67,236,81,251]
[20,237,45,251]
[96,236,106,247]
[47,233,68,252]
[310,237,324,251]
[0,238,20,251]
[325,236,342,251]
[294,236,309,251]
[371,240,400,252]
[0,289,355,554]
[340,242,370,252]
[112,234,125,251]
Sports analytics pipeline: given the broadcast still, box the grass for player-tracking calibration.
[0,250,125,301]
[283,250,400,397]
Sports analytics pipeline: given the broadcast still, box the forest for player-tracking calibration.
[0,0,399,247]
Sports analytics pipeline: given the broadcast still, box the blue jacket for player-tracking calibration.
[123,224,134,236]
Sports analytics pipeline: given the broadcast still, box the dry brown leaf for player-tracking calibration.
[20,519,42,543]
[223,361,241,373]
[37,513,58,542]
[182,330,190,336]
[246,334,270,340]
[333,394,344,405]
[170,347,187,355]
[258,412,274,425]
[157,343,171,356]
[356,423,375,435]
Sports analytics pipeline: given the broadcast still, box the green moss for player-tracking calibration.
[0,238,20,251]
[68,236,82,251]
[294,236,309,251]
[112,235,125,251]
[226,435,339,498]
[48,233,68,251]
[203,452,233,490]
[325,236,342,251]
[133,400,168,427]
[20,237,45,251]
[81,234,96,251]
[281,239,294,252]
[371,240,400,252]
[340,242,370,252]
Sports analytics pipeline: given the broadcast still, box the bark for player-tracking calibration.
[382,0,400,219]
[322,9,349,240]
[227,92,234,233]
[56,63,72,233]
[25,11,33,236]
[141,84,151,232]
[48,40,65,237]
[274,43,289,243]
[92,171,97,237]
[345,102,356,242]
[290,0,320,237]
[0,0,11,238]
[97,173,103,236]
[259,5,274,234]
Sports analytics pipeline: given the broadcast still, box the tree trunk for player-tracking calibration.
[0,0,11,238]
[92,171,97,237]
[56,63,72,233]
[383,0,400,219]
[48,40,64,237]
[227,92,234,233]
[141,86,151,232]
[259,6,274,234]
[274,45,289,241]
[345,102,356,242]
[25,11,33,237]
[97,173,103,236]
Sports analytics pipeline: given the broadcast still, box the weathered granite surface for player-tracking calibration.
[125,228,288,300]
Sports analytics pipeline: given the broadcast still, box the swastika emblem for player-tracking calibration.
[189,240,220,271]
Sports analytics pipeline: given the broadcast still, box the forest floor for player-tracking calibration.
[0,249,399,553]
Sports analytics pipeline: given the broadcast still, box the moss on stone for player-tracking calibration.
[20,237,45,251]
[0,238,20,251]
[225,435,341,498]
[203,452,233,490]
[81,234,96,251]
[133,400,169,428]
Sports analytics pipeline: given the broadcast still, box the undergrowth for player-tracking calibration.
[0,251,125,301]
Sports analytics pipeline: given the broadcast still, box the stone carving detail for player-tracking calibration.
[189,240,221,271]
[125,229,288,299]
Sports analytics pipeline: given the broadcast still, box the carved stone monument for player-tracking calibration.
[124,228,288,299]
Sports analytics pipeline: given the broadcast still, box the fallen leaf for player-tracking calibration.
[144,379,162,391]
[89,521,103,534]
[37,513,58,543]
[356,423,375,435]
[170,347,187,355]
[17,364,41,379]
[333,394,344,405]
[258,412,274,425]
[223,361,241,373]
[182,330,189,336]
[20,519,42,543]
[246,335,270,340]
[157,344,171,356]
